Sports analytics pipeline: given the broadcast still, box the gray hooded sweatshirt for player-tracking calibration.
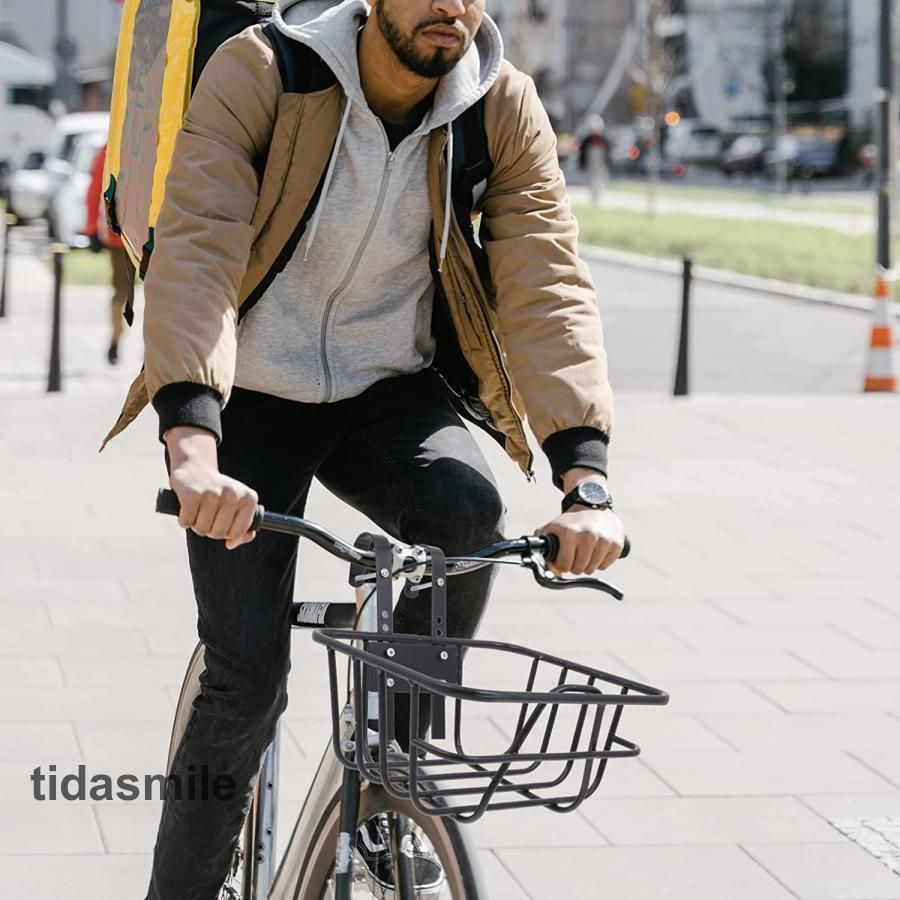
[233,0,504,405]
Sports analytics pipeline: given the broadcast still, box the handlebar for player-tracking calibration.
[155,489,629,598]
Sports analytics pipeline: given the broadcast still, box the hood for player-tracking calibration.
[272,0,504,132]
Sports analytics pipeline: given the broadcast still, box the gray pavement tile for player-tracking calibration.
[58,653,189,687]
[669,623,867,652]
[0,853,152,899]
[0,804,105,854]
[0,722,79,759]
[497,845,796,899]
[475,851,531,899]
[852,753,900,790]
[654,680,783,714]
[94,800,162,854]
[712,598,896,626]
[0,686,174,722]
[583,796,845,845]
[0,654,64,687]
[619,713,733,752]
[743,842,900,899]
[751,681,900,714]
[644,750,896,796]
[793,649,900,680]
[594,758,676,798]
[0,597,51,627]
[837,624,900,650]
[801,795,900,821]
[700,713,900,751]
[619,648,823,682]
[0,624,148,656]
[471,806,606,849]
[74,720,171,766]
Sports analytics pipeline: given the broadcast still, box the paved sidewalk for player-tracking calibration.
[2,241,900,898]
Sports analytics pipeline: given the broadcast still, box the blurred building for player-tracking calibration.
[0,0,120,110]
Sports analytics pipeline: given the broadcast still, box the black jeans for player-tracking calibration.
[146,369,505,900]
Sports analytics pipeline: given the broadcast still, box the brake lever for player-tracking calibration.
[526,552,625,601]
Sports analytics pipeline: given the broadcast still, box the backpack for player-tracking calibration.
[103,0,492,312]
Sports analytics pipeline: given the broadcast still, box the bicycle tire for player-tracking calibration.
[291,783,483,900]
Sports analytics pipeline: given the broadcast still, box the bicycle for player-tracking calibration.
[155,488,668,900]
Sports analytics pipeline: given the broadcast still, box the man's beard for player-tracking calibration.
[376,3,467,79]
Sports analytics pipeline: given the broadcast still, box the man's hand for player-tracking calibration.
[537,468,626,577]
[165,426,258,551]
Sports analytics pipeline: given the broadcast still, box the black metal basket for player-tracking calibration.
[312,628,669,822]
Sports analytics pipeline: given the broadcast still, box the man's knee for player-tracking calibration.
[406,462,505,553]
[197,651,290,725]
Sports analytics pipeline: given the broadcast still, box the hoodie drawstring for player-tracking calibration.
[437,122,454,273]
[304,96,353,261]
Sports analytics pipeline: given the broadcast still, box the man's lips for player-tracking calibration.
[420,25,463,46]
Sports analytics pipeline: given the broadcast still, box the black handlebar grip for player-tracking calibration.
[541,533,631,562]
[155,489,266,532]
[155,489,181,517]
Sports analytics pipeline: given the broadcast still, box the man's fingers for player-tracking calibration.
[192,491,223,536]
[209,499,240,541]
[224,497,258,549]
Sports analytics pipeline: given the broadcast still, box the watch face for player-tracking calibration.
[578,482,610,505]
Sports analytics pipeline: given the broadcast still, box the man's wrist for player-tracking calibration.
[562,467,608,495]
[165,426,218,471]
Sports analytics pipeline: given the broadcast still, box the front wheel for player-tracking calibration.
[294,783,482,900]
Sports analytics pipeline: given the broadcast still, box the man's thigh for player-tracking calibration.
[315,370,505,554]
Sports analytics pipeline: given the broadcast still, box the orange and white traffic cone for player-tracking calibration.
[864,273,898,393]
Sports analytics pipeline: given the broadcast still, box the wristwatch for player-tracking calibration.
[561,481,613,513]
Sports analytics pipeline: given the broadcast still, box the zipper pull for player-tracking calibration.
[388,151,395,170]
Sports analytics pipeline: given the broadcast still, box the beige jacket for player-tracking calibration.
[102,25,613,482]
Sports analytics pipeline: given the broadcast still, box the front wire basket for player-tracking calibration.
[312,628,669,823]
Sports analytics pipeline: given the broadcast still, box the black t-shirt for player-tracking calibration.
[379,92,435,151]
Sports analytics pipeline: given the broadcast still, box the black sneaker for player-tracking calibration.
[355,816,444,895]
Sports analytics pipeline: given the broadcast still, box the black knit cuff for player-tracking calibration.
[542,426,610,490]
[152,382,223,444]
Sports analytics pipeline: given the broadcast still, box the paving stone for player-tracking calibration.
[497,845,795,899]
[0,624,148,656]
[853,753,900,789]
[669,623,866,652]
[0,687,174,722]
[653,680,782,714]
[620,649,822,682]
[0,722,79,759]
[93,800,162,854]
[644,750,895,796]
[584,796,845,845]
[0,655,64,687]
[794,649,900,680]
[752,681,900,713]
[0,804,104,854]
[701,713,900,751]
[59,653,189,687]
[0,853,152,899]
[801,795,900,821]
[471,806,606,848]
[475,850,531,899]
[744,842,900,899]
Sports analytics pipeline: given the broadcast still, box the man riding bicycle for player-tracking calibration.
[102,1,623,897]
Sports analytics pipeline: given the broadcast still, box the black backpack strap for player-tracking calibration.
[451,97,493,211]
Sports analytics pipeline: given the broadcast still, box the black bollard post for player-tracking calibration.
[0,212,14,319]
[48,243,66,393]
[674,256,693,397]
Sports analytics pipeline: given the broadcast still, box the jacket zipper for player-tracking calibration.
[320,142,396,402]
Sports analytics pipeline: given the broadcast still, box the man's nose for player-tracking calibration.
[433,0,467,18]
